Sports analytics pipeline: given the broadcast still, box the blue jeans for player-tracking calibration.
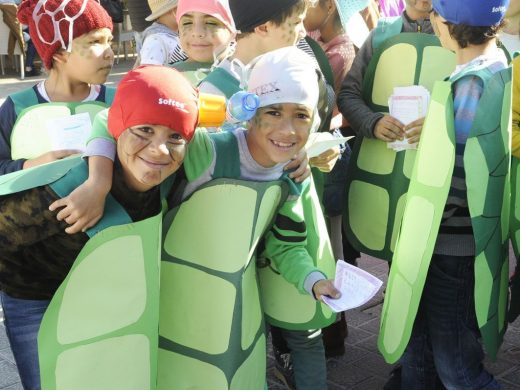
[401,254,502,390]
[0,291,49,390]
[279,328,327,390]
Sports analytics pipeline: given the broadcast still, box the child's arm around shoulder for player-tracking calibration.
[49,109,114,234]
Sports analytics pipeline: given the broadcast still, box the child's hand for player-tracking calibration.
[373,115,405,142]
[309,146,340,173]
[312,279,341,302]
[285,148,310,183]
[404,117,425,144]
[49,179,109,234]
[23,149,82,169]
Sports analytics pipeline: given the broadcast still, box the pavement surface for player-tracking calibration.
[1,57,520,390]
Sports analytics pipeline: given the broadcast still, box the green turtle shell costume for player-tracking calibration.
[343,19,456,260]
[158,178,287,389]
[8,87,115,160]
[379,66,513,364]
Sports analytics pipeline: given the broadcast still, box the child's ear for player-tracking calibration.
[52,49,69,65]
[254,22,270,37]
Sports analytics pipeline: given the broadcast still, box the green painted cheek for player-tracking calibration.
[348,180,389,251]
[159,262,236,355]
[357,138,396,175]
[57,236,147,344]
[372,44,417,106]
[230,336,266,390]
[157,349,228,390]
[164,186,258,273]
[55,336,150,390]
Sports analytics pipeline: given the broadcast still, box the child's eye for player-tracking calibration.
[296,113,311,120]
[168,133,186,144]
[182,21,193,27]
[130,127,153,139]
[265,110,281,117]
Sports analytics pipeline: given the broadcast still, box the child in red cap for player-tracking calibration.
[0,0,114,173]
[0,65,199,390]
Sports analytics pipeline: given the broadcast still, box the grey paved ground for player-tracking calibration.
[1,57,520,389]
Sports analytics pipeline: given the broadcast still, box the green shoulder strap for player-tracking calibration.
[48,161,132,238]
[10,87,40,116]
[38,212,163,390]
[378,81,455,363]
[10,101,110,160]
[210,131,242,178]
[344,33,456,261]
[465,67,511,360]
[159,178,287,390]
[104,86,116,105]
[372,17,403,51]
[203,67,242,99]
[0,155,82,196]
[304,36,335,90]
[258,177,336,330]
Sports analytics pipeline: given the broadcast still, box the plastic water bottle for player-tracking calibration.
[226,91,260,124]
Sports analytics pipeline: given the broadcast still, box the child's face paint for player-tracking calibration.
[117,124,187,192]
[62,28,114,84]
[265,9,307,51]
[178,11,233,62]
[246,103,313,167]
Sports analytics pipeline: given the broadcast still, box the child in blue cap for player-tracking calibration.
[399,0,510,388]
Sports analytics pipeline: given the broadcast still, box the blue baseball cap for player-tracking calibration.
[432,0,510,26]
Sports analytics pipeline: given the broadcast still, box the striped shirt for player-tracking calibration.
[434,57,506,256]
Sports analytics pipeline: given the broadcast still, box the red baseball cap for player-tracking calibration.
[108,65,199,142]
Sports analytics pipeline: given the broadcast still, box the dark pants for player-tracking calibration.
[401,254,502,390]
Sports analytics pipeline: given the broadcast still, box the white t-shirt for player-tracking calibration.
[140,32,182,66]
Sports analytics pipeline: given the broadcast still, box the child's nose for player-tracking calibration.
[192,23,207,37]
[157,143,170,155]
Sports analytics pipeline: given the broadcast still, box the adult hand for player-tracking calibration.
[373,115,405,142]
[309,146,340,173]
[23,149,81,169]
[312,279,341,302]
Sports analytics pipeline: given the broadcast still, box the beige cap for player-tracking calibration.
[145,0,178,21]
